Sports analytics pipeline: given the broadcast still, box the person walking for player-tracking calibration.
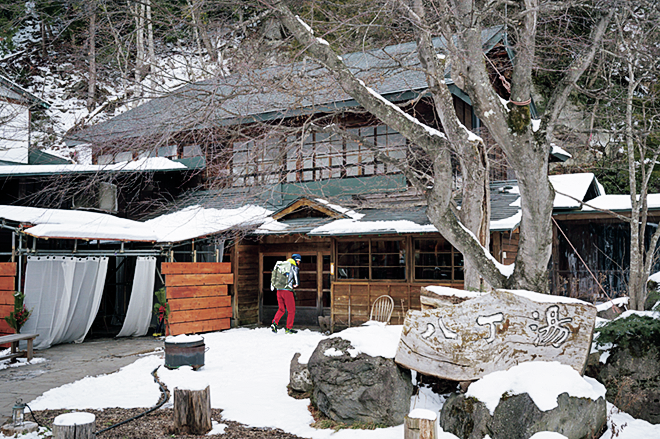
[270,253,301,334]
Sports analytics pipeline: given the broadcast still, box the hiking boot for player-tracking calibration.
[270,322,278,333]
[285,328,298,334]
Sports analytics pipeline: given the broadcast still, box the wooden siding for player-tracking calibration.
[492,231,519,265]
[332,282,432,328]
[234,243,260,325]
[0,263,16,346]
[163,262,233,335]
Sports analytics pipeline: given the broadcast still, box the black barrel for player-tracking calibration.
[164,336,205,370]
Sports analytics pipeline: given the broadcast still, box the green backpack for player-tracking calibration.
[271,260,291,290]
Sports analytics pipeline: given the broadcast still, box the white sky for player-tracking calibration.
[1,323,657,439]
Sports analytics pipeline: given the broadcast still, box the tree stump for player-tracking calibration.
[52,412,96,439]
[173,386,212,435]
[404,409,438,439]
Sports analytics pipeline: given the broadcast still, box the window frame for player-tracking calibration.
[335,237,407,282]
[412,236,464,283]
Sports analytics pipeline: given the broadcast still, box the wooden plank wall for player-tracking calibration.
[491,230,519,265]
[163,262,233,336]
[0,263,17,347]
[332,282,425,328]
[234,243,260,326]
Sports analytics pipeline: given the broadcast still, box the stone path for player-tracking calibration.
[0,336,163,422]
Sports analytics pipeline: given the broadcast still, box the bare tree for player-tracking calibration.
[262,0,612,293]
[590,1,660,309]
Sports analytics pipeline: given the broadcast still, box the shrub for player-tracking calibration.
[595,314,660,358]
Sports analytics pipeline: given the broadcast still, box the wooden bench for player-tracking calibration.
[0,333,39,362]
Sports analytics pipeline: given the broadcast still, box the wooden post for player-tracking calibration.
[173,386,212,435]
[404,409,437,439]
[52,412,95,439]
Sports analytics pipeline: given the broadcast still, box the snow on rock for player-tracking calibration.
[595,297,629,312]
[502,289,591,305]
[423,285,486,300]
[465,361,606,415]
[11,326,660,439]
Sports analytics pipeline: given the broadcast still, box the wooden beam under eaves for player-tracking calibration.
[271,198,346,221]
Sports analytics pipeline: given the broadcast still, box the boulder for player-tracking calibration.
[395,289,597,381]
[440,392,607,439]
[289,352,313,394]
[596,343,660,424]
[307,337,413,426]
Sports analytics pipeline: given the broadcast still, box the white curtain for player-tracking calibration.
[117,257,156,337]
[22,256,108,350]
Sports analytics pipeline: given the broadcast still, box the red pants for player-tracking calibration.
[273,289,296,329]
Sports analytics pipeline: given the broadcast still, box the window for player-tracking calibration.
[229,125,407,187]
[158,145,177,159]
[414,238,464,281]
[336,239,406,281]
[232,135,284,187]
[287,125,406,183]
[183,144,203,157]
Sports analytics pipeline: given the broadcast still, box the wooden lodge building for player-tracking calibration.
[2,27,658,343]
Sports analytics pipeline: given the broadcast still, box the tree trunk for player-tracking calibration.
[52,413,95,439]
[404,413,437,439]
[173,386,212,435]
[134,0,145,98]
[86,0,97,110]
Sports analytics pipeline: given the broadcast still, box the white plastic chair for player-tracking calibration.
[369,295,394,324]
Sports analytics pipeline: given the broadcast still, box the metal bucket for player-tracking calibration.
[164,337,205,370]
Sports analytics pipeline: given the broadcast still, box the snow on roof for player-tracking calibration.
[509,173,599,209]
[489,211,521,231]
[144,205,272,243]
[582,194,660,212]
[0,157,186,176]
[314,198,364,219]
[550,144,571,160]
[309,218,438,236]
[0,204,272,243]
[550,173,598,208]
[1,205,156,241]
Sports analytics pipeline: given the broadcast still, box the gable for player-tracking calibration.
[272,198,347,221]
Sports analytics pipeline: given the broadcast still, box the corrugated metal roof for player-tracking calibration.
[67,27,504,145]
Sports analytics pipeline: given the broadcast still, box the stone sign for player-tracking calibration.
[394,289,597,381]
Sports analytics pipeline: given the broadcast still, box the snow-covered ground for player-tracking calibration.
[1,322,659,439]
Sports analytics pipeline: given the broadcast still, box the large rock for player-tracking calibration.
[307,337,413,426]
[289,352,313,394]
[596,343,660,424]
[440,392,607,439]
[396,289,597,381]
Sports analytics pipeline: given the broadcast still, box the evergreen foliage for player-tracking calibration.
[595,314,660,357]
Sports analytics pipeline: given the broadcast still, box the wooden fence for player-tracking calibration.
[163,262,233,336]
[0,263,17,347]
[332,281,425,328]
